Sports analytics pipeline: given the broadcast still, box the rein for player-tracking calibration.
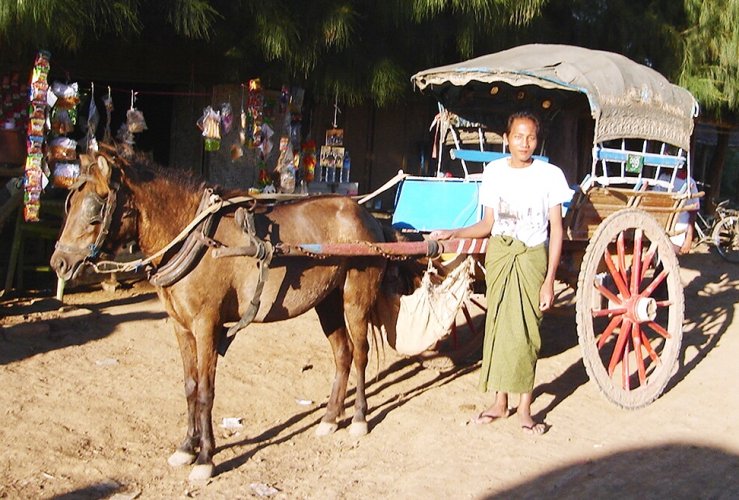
[90,191,256,276]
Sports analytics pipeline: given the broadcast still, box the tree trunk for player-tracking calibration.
[706,126,730,213]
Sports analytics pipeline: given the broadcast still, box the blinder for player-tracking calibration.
[57,178,119,260]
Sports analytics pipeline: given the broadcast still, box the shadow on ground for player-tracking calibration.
[485,443,739,499]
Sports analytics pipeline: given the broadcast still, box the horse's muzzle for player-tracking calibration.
[50,249,84,281]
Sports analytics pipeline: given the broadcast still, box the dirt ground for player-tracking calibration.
[1,246,738,499]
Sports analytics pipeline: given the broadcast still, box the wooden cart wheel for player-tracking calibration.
[576,208,684,409]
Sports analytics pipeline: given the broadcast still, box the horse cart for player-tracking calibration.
[383,44,700,410]
[50,44,700,480]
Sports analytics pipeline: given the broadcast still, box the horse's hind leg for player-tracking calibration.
[167,324,200,468]
[343,266,383,437]
[314,290,352,436]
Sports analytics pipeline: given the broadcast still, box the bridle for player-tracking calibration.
[55,177,120,262]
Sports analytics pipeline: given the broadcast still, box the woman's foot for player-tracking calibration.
[518,412,546,435]
[516,392,546,435]
[472,406,509,425]
[520,422,547,435]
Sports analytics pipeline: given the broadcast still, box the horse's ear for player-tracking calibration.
[96,156,112,182]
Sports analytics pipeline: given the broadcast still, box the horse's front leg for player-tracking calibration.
[167,323,200,468]
[188,320,220,481]
[315,291,352,436]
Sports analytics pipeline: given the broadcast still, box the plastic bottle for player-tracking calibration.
[341,151,351,183]
[325,151,335,183]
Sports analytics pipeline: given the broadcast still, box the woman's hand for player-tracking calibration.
[429,229,455,240]
[539,280,555,311]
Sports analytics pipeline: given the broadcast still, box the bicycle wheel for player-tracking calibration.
[711,215,739,263]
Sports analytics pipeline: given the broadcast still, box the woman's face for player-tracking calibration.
[505,117,538,167]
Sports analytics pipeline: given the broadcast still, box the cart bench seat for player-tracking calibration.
[564,186,689,240]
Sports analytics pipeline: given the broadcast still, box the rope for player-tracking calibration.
[356,170,409,206]
[91,193,255,274]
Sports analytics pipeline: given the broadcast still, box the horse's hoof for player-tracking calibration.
[349,421,368,437]
[315,421,338,437]
[167,449,196,467]
[188,463,215,482]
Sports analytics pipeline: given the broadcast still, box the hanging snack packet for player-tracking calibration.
[52,162,80,189]
[52,81,80,109]
[126,108,147,133]
[50,107,74,134]
[199,106,221,151]
[220,102,233,135]
[49,136,77,161]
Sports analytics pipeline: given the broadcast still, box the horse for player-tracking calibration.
[50,151,390,481]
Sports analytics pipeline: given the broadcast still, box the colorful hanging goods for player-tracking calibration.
[300,139,317,183]
[275,136,295,194]
[50,81,79,135]
[246,78,264,149]
[23,50,51,222]
[199,106,221,151]
[220,102,233,135]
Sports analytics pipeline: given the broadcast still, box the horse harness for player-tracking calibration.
[62,179,274,354]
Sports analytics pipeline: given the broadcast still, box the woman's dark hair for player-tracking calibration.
[506,111,540,136]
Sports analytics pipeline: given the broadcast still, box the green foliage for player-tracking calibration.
[6,0,737,119]
[678,0,739,118]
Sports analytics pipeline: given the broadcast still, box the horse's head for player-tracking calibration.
[51,153,136,280]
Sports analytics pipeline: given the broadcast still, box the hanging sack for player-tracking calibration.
[378,256,474,356]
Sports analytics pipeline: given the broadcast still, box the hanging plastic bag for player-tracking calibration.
[102,87,114,143]
[84,84,100,153]
[126,108,147,133]
[51,81,80,109]
[220,102,233,135]
[199,106,221,151]
[52,162,80,189]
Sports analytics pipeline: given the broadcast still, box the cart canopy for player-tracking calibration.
[411,44,698,151]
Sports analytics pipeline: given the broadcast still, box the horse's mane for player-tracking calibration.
[117,151,208,194]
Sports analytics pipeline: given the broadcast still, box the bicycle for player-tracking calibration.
[693,199,739,262]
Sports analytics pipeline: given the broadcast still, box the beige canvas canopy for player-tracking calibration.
[412,44,699,151]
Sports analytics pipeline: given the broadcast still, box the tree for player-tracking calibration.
[0,0,547,106]
[678,0,739,206]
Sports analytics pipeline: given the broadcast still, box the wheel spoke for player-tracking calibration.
[604,248,631,298]
[592,307,626,318]
[621,333,630,390]
[641,269,668,298]
[595,282,622,305]
[632,324,647,385]
[640,328,661,365]
[644,320,671,339]
[631,229,643,295]
[617,231,627,281]
[597,315,623,349]
[640,241,658,282]
[608,318,632,377]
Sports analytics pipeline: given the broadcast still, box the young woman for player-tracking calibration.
[430,111,572,434]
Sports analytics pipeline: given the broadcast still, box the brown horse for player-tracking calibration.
[51,152,388,481]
